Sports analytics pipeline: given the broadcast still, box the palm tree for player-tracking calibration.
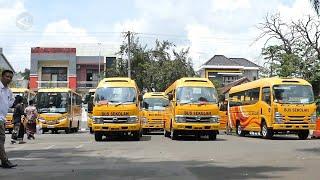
[310,0,320,15]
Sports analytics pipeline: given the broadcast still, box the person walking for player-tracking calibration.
[25,100,37,140]
[11,95,26,144]
[0,69,17,168]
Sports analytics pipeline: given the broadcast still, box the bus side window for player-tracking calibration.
[262,87,271,105]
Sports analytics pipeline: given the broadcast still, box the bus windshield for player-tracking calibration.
[143,98,169,111]
[273,85,314,104]
[94,87,136,104]
[176,87,218,104]
[37,92,69,113]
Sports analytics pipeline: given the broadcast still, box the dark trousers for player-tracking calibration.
[13,123,25,141]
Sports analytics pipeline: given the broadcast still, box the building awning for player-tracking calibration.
[217,72,243,75]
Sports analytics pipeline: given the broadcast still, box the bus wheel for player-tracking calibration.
[170,130,178,140]
[132,132,140,141]
[74,122,79,133]
[236,122,245,137]
[208,132,217,140]
[89,127,93,134]
[95,132,103,141]
[261,121,273,139]
[298,130,309,140]
[226,122,232,135]
[164,130,170,138]
[142,129,148,135]
[65,128,70,134]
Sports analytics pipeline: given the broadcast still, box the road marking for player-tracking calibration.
[75,144,83,149]
[44,145,55,150]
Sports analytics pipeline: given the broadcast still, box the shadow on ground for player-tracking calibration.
[0,148,298,180]
[296,147,320,155]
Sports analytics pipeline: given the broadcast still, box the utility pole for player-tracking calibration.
[98,43,102,81]
[127,31,131,78]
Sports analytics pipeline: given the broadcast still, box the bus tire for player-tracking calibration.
[132,132,140,141]
[89,127,93,134]
[95,132,103,141]
[208,132,217,140]
[236,122,246,137]
[298,130,309,140]
[65,128,70,134]
[171,130,178,140]
[164,130,170,137]
[261,121,273,139]
[142,129,148,135]
[74,122,79,133]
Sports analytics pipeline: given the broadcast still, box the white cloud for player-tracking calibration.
[211,0,251,12]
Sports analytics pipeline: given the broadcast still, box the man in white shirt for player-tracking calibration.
[0,69,17,168]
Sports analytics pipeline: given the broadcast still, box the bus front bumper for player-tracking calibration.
[142,124,164,129]
[272,123,316,130]
[40,120,69,129]
[172,123,220,131]
[93,123,141,132]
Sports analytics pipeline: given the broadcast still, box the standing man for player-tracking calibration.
[0,69,17,168]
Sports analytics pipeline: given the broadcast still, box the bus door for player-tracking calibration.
[261,87,272,127]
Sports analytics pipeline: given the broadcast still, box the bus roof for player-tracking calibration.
[38,87,76,93]
[97,77,138,88]
[165,77,214,94]
[10,88,35,94]
[229,77,312,94]
[143,92,166,99]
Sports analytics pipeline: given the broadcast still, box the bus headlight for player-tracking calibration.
[175,116,186,123]
[128,116,138,123]
[274,112,283,123]
[311,112,317,123]
[210,116,220,123]
[93,117,103,124]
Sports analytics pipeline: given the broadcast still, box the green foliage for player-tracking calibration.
[110,37,195,91]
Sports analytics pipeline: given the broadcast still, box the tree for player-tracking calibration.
[116,36,195,92]
[258,13,320,95]
[310,0,320,15]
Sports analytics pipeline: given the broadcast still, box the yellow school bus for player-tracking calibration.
[36,88,82,134]
[164,77,220,140]
[90,77,142,141]
[6,88,36,133]
[84,88,96,133]
[141,92,169,134]
[228,77,317,139]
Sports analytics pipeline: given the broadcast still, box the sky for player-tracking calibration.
[0,0,317,72]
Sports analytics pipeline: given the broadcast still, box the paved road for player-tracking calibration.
[0,132,320,180]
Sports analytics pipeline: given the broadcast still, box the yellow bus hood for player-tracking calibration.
[175,104,219,116]
[93,104,138,116]
[275,103,316,116]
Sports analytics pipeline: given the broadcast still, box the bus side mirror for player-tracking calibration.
[138,94,143,101]
[168,93,173,101]
[88,101,93,113]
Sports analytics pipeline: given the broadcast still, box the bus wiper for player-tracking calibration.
[115,101,133,107]
[179,101,193,105]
